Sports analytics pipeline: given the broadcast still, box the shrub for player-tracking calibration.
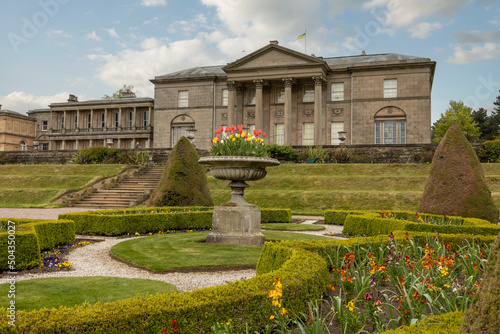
[331,146,352,163]
[379,311,463,334]
[0,242,329,333]
[58,207,291,236]
[305,146,329,163]
[128,150,150,165]
[0,219,75,270]
[71,147,128,164]
[265,144,298,162]
[148,137,214,207]
[480,139,500,162]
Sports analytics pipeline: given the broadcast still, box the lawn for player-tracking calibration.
[0,164,127,208]
[0,276,176,311]
[208,163,500,215]
[110,231,331,272]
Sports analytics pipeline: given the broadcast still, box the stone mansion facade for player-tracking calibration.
[25,41,435,152]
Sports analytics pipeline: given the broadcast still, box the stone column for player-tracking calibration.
[61,140,65,150]
[75,139,79,150]
[227,81,236,127]
[104,108,108,130]
[254,79,264,131]
[76,110,80,132]
[236,86,244,125]
[118,108,122,129]
[313,76,325,145]
[89,139,93,147]
[133,107,136,129]
[283,77,293,146]
[147,106,151,126]
[117,138,121,148]
[63,111,67,130]
[90,109,94,132]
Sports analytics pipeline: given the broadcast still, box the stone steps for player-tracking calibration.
[72,165,165,209]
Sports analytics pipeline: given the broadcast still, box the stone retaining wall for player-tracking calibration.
[0,144,482,164]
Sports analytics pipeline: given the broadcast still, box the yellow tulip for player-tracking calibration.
[232,137,236,142]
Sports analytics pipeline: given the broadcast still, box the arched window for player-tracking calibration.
[171,114,195,147]
[374,107,406,144]
[20,141,27,151]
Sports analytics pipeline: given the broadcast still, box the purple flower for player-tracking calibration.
[363,292,373,301]
[370,277,377,287]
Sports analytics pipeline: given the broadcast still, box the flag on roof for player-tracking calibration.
[297,32,306,40]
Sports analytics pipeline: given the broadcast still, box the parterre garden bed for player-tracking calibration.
[0,208,497,333]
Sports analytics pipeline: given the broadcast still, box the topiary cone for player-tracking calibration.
[148,136,214,207]
[418,124,499,223]
[460,232,500,333]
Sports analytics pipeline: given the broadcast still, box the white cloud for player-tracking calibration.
[143,16,159,25]
[85,38,224,97]
[86,31,102,41]
[69,77,94,89]
[363,0,467,38]
[106,28,119,39]
[0,92,88,115]
[46,30,72,38]
[447,43,500,64]
[409,21,442,39]
[140,0,166,7]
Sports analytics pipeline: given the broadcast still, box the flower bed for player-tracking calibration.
[0,219,75,270]
[59,207,291,236]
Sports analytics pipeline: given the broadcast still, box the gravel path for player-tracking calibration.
[1,208,344,292]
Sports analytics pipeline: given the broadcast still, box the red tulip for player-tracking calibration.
[263,132,266,137]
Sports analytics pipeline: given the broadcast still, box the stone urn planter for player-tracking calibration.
[199,156,279,246]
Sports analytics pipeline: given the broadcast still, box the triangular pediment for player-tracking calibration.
[224,44,327,72]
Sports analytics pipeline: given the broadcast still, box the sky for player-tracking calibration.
[1,0,499,124]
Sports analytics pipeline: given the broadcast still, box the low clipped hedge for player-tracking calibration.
[324,210,500,236]
[0,241,329,333]
[59,207,291,236]
[0,219,75,270]
[324,210,377,225]
[380,311,463,334]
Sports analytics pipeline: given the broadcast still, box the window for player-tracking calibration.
[247,88,256,105]
[143,110,149,126]
[375,121,381,144]
[384,79,397,98]
[129,111,134,127]
[60,115,65,129]
[384,120,397,144]
[73,115,78,129]
[331,121,345,145]
[86,114,91,128]
[178,90,188,108]
[101,113,105,128]
[114,112,119,128]
[375,120,406,144]
[222,89,228,106]
[41,120,48,131]
[303,84,314,102]
[331,83,344,101]
[275,87,285,104]
[41,143,49,151]
[275,124,284,145]
[20,141,27,151]
[302,123,314,146]
[400,120,406,144]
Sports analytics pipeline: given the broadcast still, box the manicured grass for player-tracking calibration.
[0,164,127,207]
[261,223,325,231]
[0,276,176,311]
[208,163,500,215]
[110,231,330,272]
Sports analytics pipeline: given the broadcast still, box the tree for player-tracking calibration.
[432,100,481,143]
[102,84,135,99]
[472,107,490,140]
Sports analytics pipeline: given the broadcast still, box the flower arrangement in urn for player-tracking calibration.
[210,124,267,157]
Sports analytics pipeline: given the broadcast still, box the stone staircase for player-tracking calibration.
[74,165,165,209]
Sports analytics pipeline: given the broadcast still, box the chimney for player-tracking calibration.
[0,104,2,110]
[270,40,279,45]
[67,94,78,102]
[120,91,136,98]
[361,50,366,55]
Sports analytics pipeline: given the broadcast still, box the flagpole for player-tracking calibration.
[305,29,307,54]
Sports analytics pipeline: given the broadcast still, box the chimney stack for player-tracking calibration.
[0,104,2,110]
[67,94,78,102]
[120,91,136,98]
[270,40,279,45]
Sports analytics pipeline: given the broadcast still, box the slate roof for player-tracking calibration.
[0,109,35,120]
[49,97,154,108]
[154,53,432,80]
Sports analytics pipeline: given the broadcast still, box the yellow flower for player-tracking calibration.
[236,134,240,138]
[226,319,232,325]
[232,137,236,142]
[443,284,450,288]
[440,267,449,277]
[279,307,288,315]
[247,137,251,142]
[272,299,281,307]
[230,134,234,139]
[269,315,275,320]
[347,301,355,312]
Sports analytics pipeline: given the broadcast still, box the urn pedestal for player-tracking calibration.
[198,156,280,246]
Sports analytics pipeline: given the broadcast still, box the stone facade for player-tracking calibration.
[151,41,436,151]
[0,107,36,151]
[28,94,154,151]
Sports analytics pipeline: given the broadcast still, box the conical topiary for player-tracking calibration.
[418,123,499,223]
[459,232,500,333]
[148,136,214,207]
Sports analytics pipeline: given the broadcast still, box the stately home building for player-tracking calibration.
[28,93,154,151]
[151,41,435,151]
[0,105,36,151]
[25,41,435,152]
